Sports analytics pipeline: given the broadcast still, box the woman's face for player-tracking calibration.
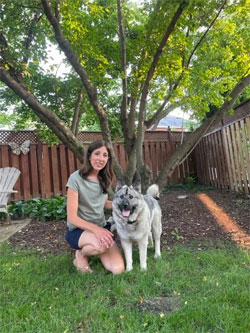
[89,146,109,172]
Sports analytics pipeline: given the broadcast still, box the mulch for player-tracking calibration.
[5,188,250,255]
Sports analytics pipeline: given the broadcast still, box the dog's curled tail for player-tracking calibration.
[147,184,160,200]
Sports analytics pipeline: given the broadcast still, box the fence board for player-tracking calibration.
[216,131,227,189]
[20,153,31,200]
[195,143,202,181]
[150,142,157,178]
[155,141,161,175]
[222,127,234,191]
[216,132,224,188]
[203,137,210,185]
[207,135,215,187]
[51,145,60,195]
[213,132,221,188]
[231,124,243,192]
[42,145,52,198]
[240,119,250,191]
[67,149,76,176]
[199,139,208,183]
[227,126,238,191]
[1,145,9,167]
[59,145,68,195]
[212,133,220,188]
[196,115,250,194]
[235,121,248,193]
[29,144,40,198]
[37,141,45,198]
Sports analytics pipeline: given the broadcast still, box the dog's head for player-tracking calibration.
[113,180,142,218]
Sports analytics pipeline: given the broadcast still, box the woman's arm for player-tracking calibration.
[104,197,112,210]
[67,187,114,244]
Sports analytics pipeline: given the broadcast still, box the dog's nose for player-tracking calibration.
[122,200,130,208]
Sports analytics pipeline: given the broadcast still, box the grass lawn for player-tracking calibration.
[0,241,249,333]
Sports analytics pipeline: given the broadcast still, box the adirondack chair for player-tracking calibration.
[0,167,21,222]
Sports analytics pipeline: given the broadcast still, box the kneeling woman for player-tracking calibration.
[65,140,124,275]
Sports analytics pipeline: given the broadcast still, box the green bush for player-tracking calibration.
[2,196,67,222]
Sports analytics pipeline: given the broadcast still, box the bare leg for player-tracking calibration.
[100,243,125,275]
[76,230,124,274]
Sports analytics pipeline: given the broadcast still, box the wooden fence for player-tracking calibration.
[195,116,250,194]
[0,136,194,200]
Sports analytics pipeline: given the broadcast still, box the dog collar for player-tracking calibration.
[127,220,137,225]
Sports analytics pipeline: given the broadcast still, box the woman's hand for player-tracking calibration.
[92,225,114,248]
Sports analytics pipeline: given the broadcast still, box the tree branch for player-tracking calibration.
[0,66,85,162]
[71,87,84,136]
[139,2,186,108]
[136,2,186,168]
[185,0,226,69]
[117,0,128,139]
[22,7,43,64]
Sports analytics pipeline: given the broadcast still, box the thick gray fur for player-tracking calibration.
[112,181,162,271]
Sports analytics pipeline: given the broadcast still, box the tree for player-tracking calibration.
[0,0,250,192]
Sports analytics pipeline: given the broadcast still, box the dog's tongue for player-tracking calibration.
[122,210,131,217]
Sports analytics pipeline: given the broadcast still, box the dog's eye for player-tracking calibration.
[129,195,133,199]
[120,195,124,199]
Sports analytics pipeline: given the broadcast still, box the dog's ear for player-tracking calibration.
[132,181,141,193]
[115,179,125,191]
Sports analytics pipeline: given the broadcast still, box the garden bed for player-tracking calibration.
[6,188,250,254]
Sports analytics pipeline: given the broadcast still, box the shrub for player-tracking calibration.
[1,196,67,222]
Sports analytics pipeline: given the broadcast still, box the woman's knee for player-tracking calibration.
[110,262,125,275]
[102,250,125,274]
[81,243,105,256]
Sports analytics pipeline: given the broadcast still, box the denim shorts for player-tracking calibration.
[65,222,111,250]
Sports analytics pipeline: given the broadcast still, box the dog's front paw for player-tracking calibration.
[126,266,133,272]
[140,265,147,271]
[154,253,161,259]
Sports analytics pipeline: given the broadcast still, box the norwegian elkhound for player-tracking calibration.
[112,180,162,271]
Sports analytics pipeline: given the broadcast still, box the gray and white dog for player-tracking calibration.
[112,180,162,271]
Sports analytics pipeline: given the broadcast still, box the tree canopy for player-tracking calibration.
[1,0,250,190]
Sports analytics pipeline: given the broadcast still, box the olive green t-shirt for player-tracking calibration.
[66,170,107,231]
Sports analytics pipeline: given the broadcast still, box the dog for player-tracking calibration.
[112,180,162,271]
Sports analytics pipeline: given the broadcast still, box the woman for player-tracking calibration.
[65,140,125,275]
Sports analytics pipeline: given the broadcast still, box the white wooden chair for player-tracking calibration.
[0,167,21,222]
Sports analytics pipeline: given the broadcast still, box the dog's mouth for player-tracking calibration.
[120,206,136,217]
[122,210,130,217]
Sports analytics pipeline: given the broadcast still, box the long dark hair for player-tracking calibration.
[79,140,114,193]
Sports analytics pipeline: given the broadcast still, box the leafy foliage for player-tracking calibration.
[1,0,250,187]
[2,0,250,133]
[3,196,67,222]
